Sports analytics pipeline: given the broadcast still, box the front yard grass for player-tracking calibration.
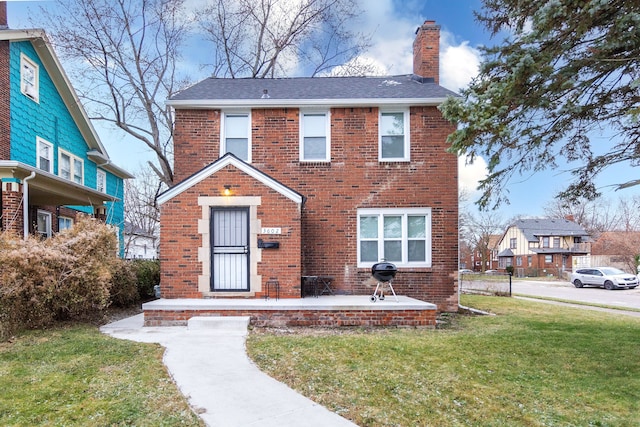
[0,324,203,426]
[247,295,640,426]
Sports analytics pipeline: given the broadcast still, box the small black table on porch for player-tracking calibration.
[301,275,334,297]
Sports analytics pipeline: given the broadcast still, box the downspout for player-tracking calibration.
[22,171,36,239]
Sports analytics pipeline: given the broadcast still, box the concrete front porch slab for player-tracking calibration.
[143,295,437,328]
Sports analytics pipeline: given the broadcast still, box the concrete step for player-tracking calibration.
[187,316,251,331]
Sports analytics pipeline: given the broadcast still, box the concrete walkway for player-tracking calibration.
[100,315,357,427]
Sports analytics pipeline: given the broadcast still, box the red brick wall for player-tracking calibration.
[173,109,221,182]
[0,40,11,160]
[1,182,23,234]
[144,308,436,328]
[168,105,459,311]
[160,164,302,298]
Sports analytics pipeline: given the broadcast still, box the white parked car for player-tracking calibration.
[570,267,639,290]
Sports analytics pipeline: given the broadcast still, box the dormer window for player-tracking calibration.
[20,54,39,102]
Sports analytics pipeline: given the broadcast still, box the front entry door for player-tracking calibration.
[210,207,250,291]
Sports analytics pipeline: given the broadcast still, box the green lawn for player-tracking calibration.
[0,324,203,427]
[247,295,640,426]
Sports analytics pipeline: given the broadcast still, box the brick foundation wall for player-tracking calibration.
[144,308,436,328]
[169,105,458,312]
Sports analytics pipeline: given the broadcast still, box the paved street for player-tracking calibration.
[460,276,640,311]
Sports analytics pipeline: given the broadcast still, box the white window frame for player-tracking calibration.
[58,149,84,184]
[58,216,73,231]
[96,169,107,193]
[20,54,39,102]
[299,110,331,162]
[378,109,410,162]
[36,137,54,173]
[220,111,251,163]
[357,207,431,268]
[36,210,52,238]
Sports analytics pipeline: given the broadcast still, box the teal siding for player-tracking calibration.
[8,41,126,254]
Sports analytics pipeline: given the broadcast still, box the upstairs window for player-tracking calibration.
[379,110,409,161]
[553,237,561,248]
[59,150,84,184]
[509,238,517,249]
[222,112,251,162]
[542,237,550,248]
[97,169,106,193]
[20,54,39,102]
[357,208,431,267]
[37,137,53,173]
[300,111,330,162]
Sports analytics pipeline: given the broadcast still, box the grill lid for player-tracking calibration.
[371,261,397,282]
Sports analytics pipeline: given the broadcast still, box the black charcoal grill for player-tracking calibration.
[370,261,398,302]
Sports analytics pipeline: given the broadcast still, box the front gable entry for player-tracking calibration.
[159,154,303,299]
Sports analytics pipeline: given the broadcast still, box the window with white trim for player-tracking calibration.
[96,169,106,193]
[379,110,409,161]
[221,112,251,162]
[357,208,431,267]
[59,150,84,184]
[58,216,73,231]
[37,137,53,173]
[36,210,52,238]
[300,111,330,162]
[20,54,39,102]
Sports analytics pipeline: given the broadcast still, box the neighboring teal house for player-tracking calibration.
[0,22,132,251]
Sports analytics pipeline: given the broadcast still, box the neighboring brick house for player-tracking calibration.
[0,8,132,248]
[158,21,459,312]
[496,218,591,277]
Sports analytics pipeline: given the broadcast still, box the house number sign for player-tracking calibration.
[261,227,282,235]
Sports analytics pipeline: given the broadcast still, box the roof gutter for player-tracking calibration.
[165,97,450,109]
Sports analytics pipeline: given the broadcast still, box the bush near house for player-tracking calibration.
[0,215,139,341]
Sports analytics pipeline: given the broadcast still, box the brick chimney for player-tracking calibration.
[0,2,6,29]
[413,20,440,84]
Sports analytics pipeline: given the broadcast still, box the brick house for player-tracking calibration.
[156,20,459,315]
[495,218,591,277]
[0,7,132,248]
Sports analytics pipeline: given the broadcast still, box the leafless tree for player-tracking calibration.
[36,0,190,186]
[196,0,373,78]
[123,165,164,258]
[460,209,505,272]
[543,197,622,236]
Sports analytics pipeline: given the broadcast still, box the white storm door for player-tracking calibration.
[210,207,250,291]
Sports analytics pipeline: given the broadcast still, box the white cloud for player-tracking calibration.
[440,35,481,92]
[459,154,488,195]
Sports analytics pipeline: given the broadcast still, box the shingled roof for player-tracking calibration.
[167,74,458,108]
[513,218,590,242]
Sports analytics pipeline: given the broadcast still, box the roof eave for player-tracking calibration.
[165,97,449,109]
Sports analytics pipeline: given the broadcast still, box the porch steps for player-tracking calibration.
[187,316,251,331]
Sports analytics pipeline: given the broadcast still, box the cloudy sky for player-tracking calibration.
[7,0,635,219]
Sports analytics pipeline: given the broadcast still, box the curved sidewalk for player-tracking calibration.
[100,315,357,427]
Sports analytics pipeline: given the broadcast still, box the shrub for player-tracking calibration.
[130,259,160,301]
[0,215,119,340]
[109,259,139,307]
